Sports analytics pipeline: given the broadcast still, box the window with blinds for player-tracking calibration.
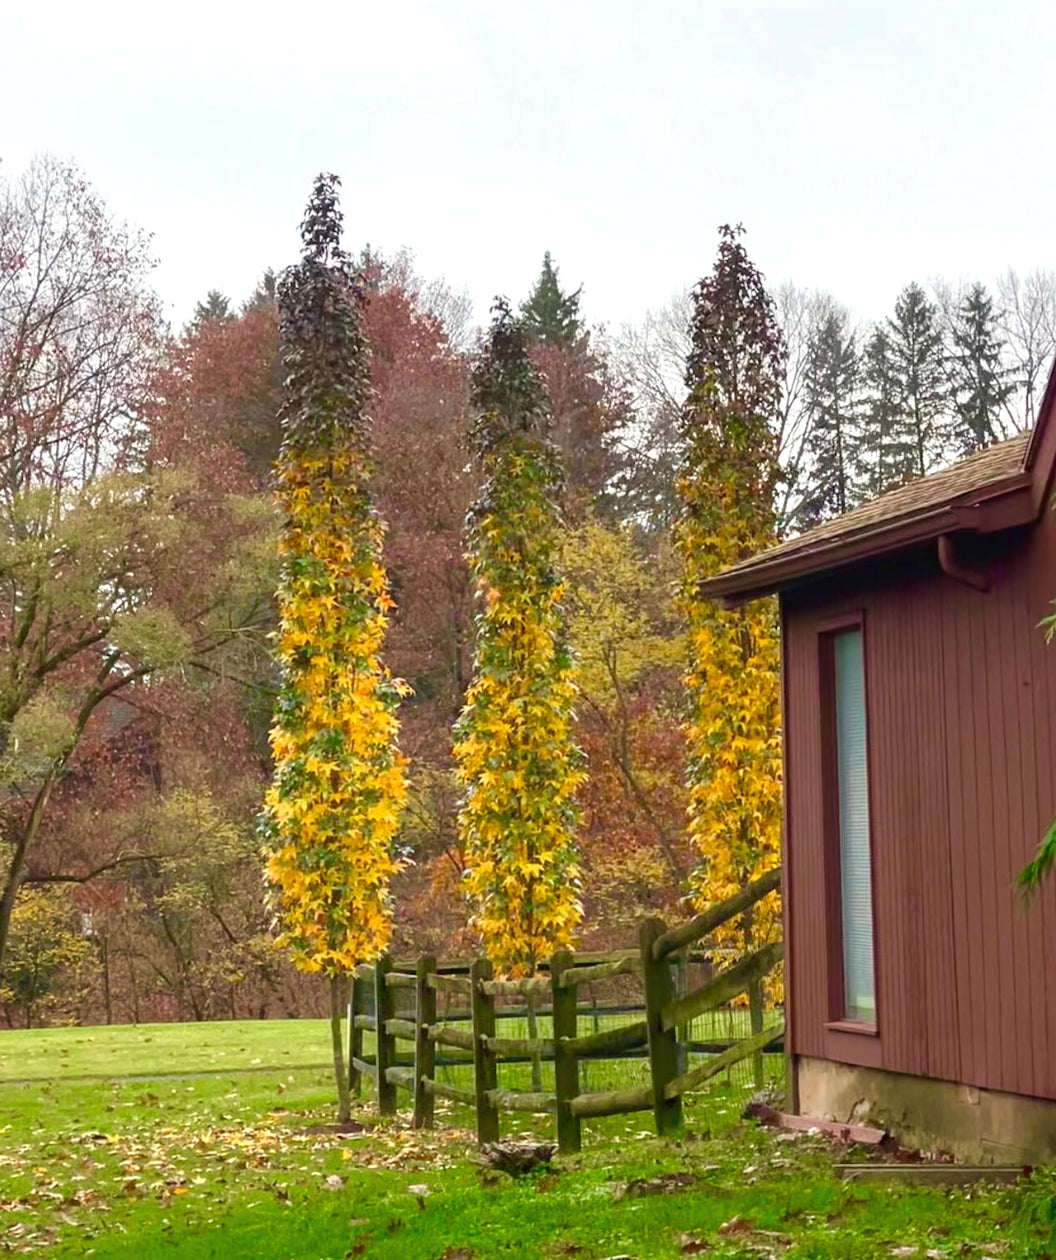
[832,627,876,1024]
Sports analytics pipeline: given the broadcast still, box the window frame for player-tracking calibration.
[817,611,879,1037]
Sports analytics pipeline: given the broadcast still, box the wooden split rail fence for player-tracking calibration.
[348,868,784,1154]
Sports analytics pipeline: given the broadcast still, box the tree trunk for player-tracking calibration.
[330,975,351,1124]
[0,775,58,975]
[101,936,112,1026]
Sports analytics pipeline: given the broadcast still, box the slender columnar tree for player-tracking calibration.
[675,226,783,1025]
[453,301,584,977]
[261,175,408,1121]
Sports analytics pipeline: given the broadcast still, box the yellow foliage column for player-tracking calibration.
[260,176,407,1120]
[453,302,584,977]
[675,226,785,979]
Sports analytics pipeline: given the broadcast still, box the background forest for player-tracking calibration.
[4,155,1052,1029]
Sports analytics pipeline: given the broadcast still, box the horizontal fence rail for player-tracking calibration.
[347,868,783,1152]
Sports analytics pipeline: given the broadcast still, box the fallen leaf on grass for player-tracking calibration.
[717,1216,752,1236]
[614,1171,697,1200]
[679,1233,710,1254]
[437,1249,474,1260]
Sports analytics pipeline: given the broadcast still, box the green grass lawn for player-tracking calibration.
[0,1019,1051,1259]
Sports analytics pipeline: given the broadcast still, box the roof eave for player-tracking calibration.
[700,473,1035,605]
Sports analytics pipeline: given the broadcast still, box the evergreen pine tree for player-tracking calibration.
[886,283,946,479]
[800,307,860,523]
[858,327,903,497]
[520,252,582,347]
[243,268,277,312]
[193,289,234,325]
[948,282,1014,453]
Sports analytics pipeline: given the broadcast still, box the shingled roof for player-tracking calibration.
[700,431,1039,603]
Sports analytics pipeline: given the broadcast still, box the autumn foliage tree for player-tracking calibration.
[0,156,271,980]
[675,226,784,1014]
[453,301,584,977]
[260,176,407,1121]
[559,520,690,940]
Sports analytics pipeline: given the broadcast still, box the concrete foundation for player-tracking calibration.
[796,1056,1056,1164]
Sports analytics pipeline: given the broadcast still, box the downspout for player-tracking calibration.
[937,534,989,593]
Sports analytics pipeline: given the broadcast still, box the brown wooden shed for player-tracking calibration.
[702,368,1056,1162]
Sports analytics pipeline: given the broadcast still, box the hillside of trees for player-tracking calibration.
[3,156,1051,1027]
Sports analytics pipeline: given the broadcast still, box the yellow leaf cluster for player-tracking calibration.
[261,447,408,976]
[454,436,584,977]
[676,408,783,998]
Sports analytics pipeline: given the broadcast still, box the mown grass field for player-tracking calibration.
[0,1019,1052,1259]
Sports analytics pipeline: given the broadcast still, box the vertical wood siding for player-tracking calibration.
[784,510,1056,1100]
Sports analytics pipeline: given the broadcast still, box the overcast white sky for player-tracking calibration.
[4,0,1055,332]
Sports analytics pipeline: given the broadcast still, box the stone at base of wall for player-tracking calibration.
[796,1056,1056,1164]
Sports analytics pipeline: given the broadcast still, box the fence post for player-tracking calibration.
[748,978,765,1089]
[347,972,362,1097]
[639,918,683,1137]
[413,954,436,1130]
[551,950,581,1154]
[374,954,397,1116]
[471,956,499,1143]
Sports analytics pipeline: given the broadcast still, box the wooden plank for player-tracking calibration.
[920,582,959,1087]
[384,1018,418,1041]
[640,917,682,1136]
[351,1055,377,1079]
[778,601,798,1111]
[1001,561,1037,1098]
[1013,556,1047,1097]
[384,972,417,990]
[353,1014,377,1031]
[428,1024,475,1051]
[563,1021,648,1058]
[426,973,472,996]
[1025,518,1056,1098]
[384,1066,415,1091]
[751,1109,885,1143]
[483,1035,555,1059]
[484,1089,557,1114]
[794,601,828,1061]
[422,1078,476,1106]
[568,1085,653,1119]
[945,571,986,1091]
[354,963,375,982]
[559,956,639,987]
[471,957,499,1143]
[838,1164,1023,1185]
[660,940,784,1032]
[551,949,581,1154]
[664,1021,785,1100]
[480,976,551,999]
[413,954,436,1131]
[652,867,782,961]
